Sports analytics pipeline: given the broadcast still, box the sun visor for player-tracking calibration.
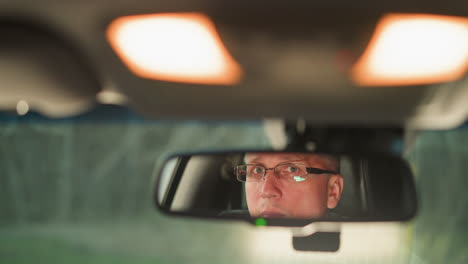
[0,21,100,117]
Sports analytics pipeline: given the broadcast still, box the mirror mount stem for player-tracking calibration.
[284,120,404,154]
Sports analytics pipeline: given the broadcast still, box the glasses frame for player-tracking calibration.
[234,163,338,182]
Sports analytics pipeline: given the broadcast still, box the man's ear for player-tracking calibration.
[327,174,344,209]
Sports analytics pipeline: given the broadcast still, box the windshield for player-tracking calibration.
[0,108,467,263]
[405,125,468,264]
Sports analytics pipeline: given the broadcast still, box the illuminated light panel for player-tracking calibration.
[352,14,468,86]
[107,13,243,85]
[245,223,403,261]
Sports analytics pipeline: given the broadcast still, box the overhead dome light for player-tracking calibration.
[107,13,243,85]
[352,14,468,86]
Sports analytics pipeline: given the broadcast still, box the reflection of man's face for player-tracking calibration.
[244,153,343,219]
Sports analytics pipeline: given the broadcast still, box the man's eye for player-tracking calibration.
[286,166,299,172]
[252,167,263,174]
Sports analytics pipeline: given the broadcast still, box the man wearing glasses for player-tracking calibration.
[235,153,344,219]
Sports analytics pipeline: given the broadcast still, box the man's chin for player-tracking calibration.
[260,213,286,218]
[256,209,288,218]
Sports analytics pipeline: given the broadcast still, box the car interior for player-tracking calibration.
[1,0,467,263]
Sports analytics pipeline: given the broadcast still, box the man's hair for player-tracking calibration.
[303,153,340,174]
[322,154,340,173]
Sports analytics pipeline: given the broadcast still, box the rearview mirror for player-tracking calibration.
[154,151,417,226]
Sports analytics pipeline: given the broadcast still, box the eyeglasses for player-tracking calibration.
[234,163,337,182]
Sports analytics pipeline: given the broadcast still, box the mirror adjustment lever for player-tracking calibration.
[292,232,340,252]
[290,222,341,252]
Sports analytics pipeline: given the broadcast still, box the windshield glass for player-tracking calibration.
[0,107,467,263]
[405,124,468,264]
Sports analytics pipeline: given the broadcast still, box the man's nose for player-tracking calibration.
[259,170,282,198]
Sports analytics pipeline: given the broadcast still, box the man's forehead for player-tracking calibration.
[245,153,322,163]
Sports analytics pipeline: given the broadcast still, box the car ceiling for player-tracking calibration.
[0,0,467,129]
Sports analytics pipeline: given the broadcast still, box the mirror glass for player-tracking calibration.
[155,151,417,223]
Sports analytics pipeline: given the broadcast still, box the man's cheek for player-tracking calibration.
[245,184,255,201]
[245,185,257,212]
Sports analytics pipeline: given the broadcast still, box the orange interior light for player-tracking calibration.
[107,13,243,85]
[352,14,468,86]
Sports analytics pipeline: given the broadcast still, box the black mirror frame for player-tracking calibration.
[153,148,418,227]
